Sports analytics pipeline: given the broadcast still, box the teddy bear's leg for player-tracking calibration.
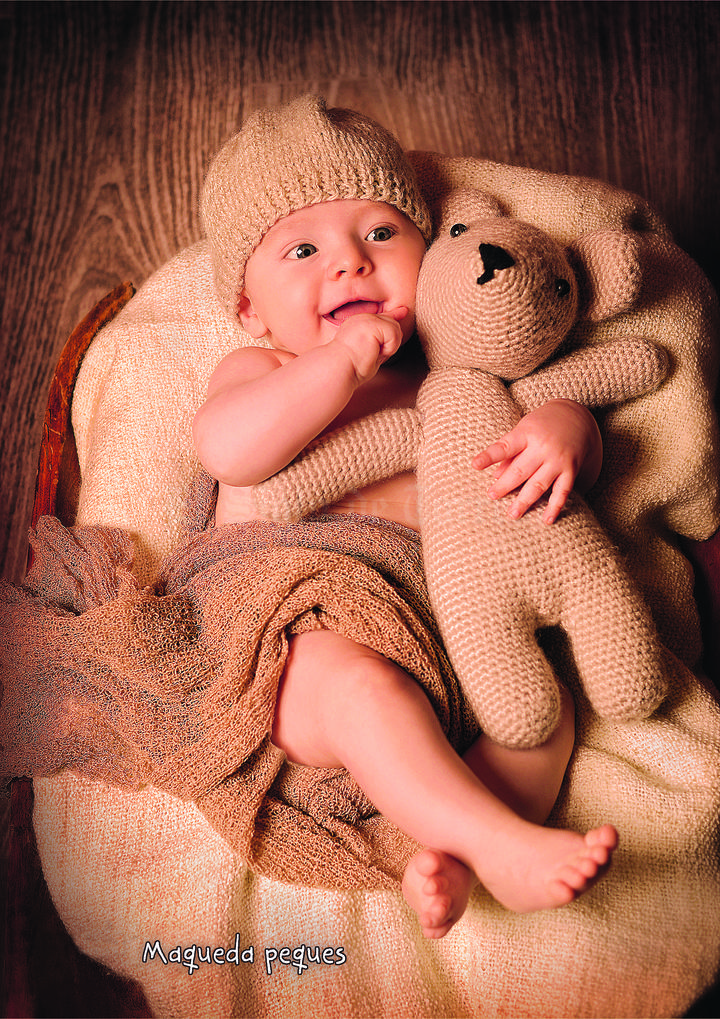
[433,589,564,749]
[557,517,668,722]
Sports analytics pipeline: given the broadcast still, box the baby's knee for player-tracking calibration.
[274,630,417,766]
[300,631,422,722]
[336,638,417,707]
[283,629,413,707]
[286,628,384,674]
[274,629,373,766]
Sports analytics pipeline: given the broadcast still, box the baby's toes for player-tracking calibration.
[575,853,603,879]
[421,918,456,940]
[414,848,446,878]
[422,893,453,926]
[586,824,619,851]
[419,896,456,937]
[422,872,449,898]
[589,843,612,868]
[547,876,578,905]
[556,862,595,895]
[403,849,474,938]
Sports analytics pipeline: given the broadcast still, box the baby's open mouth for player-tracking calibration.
[324,300,382,324]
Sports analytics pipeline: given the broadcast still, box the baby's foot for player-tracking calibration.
[402,848,476,938]
[476,822,619,914]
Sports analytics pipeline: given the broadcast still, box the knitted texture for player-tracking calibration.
[252,336,668,509]
[415,369,664,746]
[509,335,668,413]
[252,407,421,521]
[1,496,476,887]
[200,94,432,316]
[254,196,672,747]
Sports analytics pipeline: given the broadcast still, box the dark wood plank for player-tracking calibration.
[30,282,135,532]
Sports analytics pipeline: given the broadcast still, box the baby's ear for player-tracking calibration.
[238,292,269,338]
[568,230,642,323]
[435,188,504,235]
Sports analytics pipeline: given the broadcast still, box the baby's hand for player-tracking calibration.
[472,400,603,524]
[333,307,407,384]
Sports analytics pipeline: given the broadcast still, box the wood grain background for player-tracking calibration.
[1,1,719,1015]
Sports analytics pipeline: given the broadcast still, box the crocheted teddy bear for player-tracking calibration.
[253,189,670,747]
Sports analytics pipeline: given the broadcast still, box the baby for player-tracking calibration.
[194,94,617,938]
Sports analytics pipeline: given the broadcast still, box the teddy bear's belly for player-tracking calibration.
[417,369,596,620]
[417,368,523,519]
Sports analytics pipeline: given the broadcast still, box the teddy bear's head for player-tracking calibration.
[416,188,641,378]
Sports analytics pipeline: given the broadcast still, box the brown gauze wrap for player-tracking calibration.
[0,472,477,889]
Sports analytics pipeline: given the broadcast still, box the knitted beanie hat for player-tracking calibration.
[201,93,432,316]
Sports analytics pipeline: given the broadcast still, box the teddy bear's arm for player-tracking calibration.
[251,406,422,522]
[509,337,668,415]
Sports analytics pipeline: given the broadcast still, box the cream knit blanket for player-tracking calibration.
[32,155,720,1018]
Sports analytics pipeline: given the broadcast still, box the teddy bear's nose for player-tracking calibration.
[477,243,515,285]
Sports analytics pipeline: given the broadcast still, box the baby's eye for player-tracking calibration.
[287,243,318,260]
[366,225,396,242]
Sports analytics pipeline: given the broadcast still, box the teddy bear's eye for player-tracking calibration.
[450,223,468,237]
[555,279,571,298]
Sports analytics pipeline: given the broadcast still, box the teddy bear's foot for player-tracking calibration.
[572,612,668,722]
[472,668,563,749]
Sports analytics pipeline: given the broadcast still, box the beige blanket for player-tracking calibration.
[30,153,720,1018]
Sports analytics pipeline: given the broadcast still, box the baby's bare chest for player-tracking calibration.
[217,359,426,530]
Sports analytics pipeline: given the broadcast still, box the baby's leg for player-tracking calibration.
[403,685,582,937]
[464,683,577,826]
[273,631,617,933]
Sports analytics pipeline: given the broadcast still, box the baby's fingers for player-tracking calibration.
[504,471,551,518]
[376,309,406,359]
[503,468,573,522]
[485,445,542,502]
[384,305,408,323]
[541,473,573,523]
[472,435,525,472]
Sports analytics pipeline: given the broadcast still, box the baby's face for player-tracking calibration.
[239,199,426,354]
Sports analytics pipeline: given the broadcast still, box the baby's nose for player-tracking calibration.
[330,243,371,278]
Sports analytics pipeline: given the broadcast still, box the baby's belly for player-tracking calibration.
[325,471,420,530]
[214,472,420,531]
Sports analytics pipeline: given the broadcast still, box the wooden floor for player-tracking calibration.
[1,0,719,1015]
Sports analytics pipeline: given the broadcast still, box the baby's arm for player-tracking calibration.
[193,310,406,486]
[251,398,602,525]
[252,398,597,526]
[252,336,666,525]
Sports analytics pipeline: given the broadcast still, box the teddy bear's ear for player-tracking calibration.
[568,230,642,323]
[434,188,504,235]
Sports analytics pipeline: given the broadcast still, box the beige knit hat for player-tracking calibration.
[201,93,432,316]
